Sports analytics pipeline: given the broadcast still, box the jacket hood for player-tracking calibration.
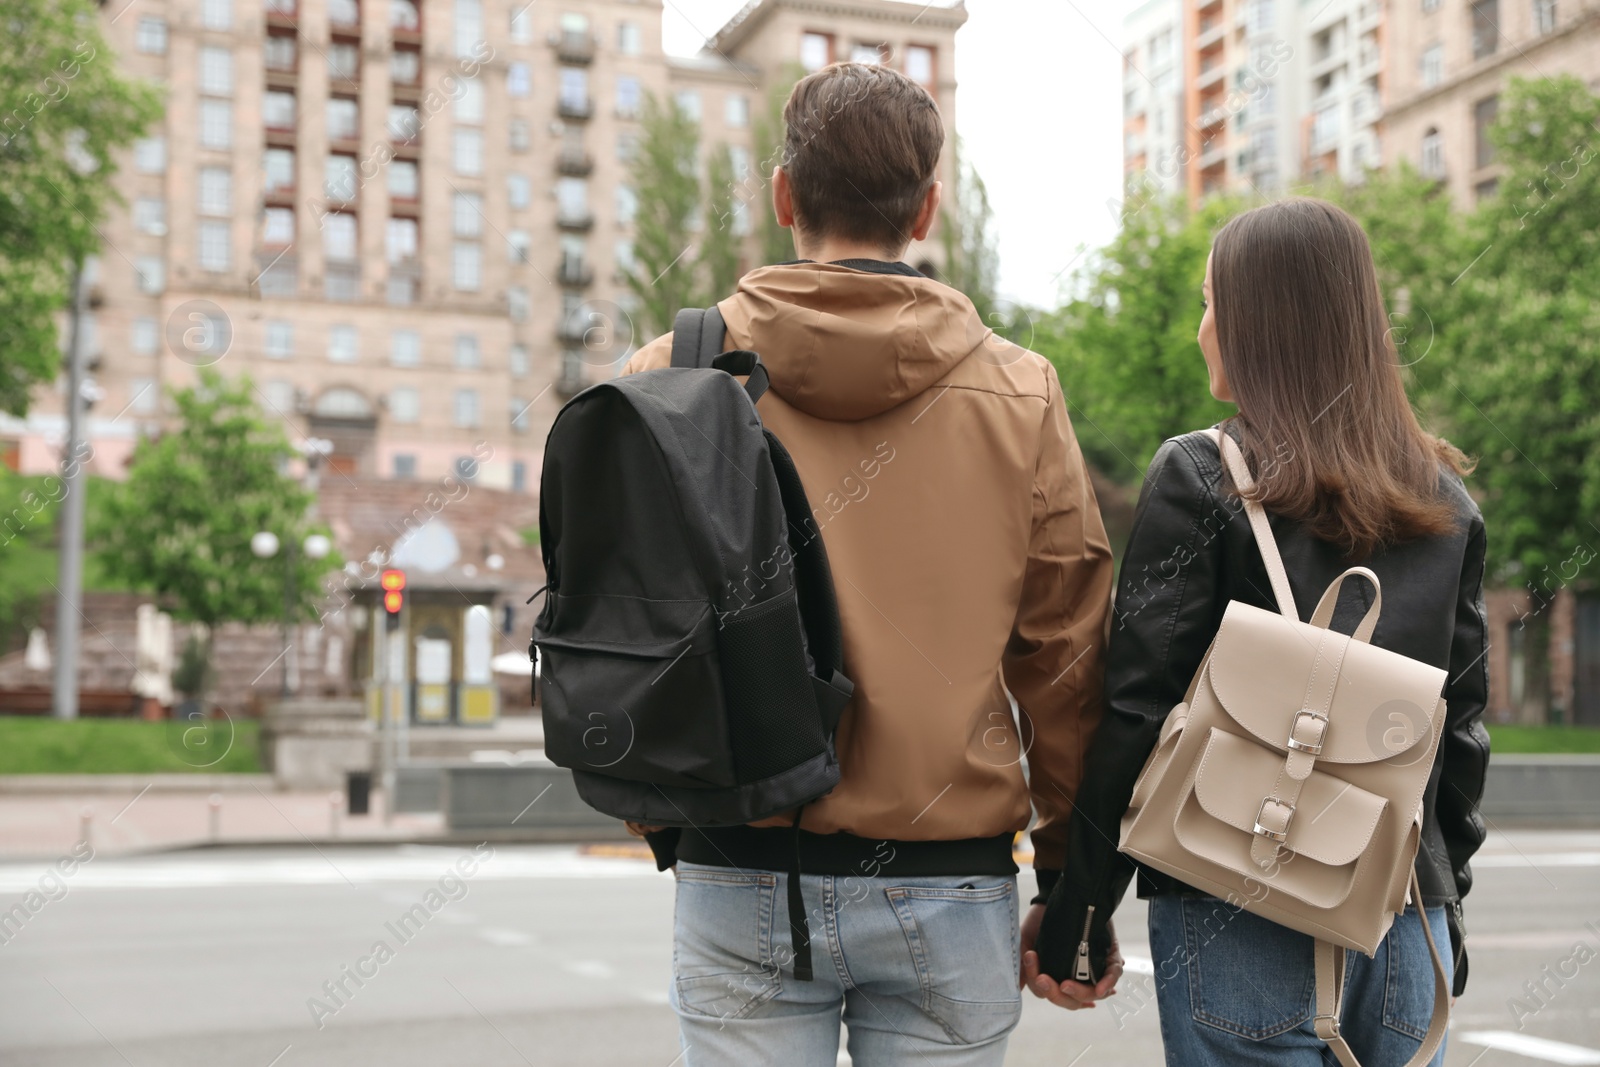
[717,262,995,421]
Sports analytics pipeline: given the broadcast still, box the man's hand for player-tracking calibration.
[1019,905,1123,1011]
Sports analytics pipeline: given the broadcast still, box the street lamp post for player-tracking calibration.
[249,438,333,701]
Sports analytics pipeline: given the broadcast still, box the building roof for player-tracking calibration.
[709,0,968,57]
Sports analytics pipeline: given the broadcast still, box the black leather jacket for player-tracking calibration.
[1035,425,1490,997]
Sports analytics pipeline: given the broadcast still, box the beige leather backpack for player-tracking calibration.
[1118,429,1450,1067]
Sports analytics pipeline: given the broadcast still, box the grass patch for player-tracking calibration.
[1486,724,1600,755]
[0,717,262,774]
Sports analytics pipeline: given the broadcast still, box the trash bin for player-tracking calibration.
[347,771,372,816]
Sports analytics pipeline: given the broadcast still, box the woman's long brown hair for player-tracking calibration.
[1211,198,1471,560]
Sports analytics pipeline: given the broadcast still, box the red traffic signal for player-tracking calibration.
[381,569,406,615]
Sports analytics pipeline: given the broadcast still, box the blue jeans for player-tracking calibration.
[669,861,1022,1066]
[1147,894,1451,1066]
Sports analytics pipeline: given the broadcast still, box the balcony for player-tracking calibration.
[558,97,593,121]
[552,31,596,64]
[556,316,589,343]
[1196,59,1227,90]
[557,149,593,177]
[1196,18,1226,49]
[558,257,593,287]
[557,209,594,232]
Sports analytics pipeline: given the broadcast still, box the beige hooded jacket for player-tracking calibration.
[623,261,1113,872]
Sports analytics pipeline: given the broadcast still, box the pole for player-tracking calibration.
[281,538,296,698]
[380,605,394,826]
[51,260,91,720]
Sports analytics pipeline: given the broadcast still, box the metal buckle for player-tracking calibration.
[1314,1011,1341,1038]
[1286,708,1329,756]
[1253,797,1295,842]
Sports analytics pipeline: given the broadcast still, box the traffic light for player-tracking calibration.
[381,569,406,631]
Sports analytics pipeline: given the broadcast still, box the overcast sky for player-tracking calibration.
[659,0,1142,308]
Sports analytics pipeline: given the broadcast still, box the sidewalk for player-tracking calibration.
[0,785,447,860]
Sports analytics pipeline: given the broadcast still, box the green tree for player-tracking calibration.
[92,371,339,636]
[938,137,1001,326]
[1033,193,1241,481]
[0,0,161,414]
[624,93,703,337]
[749,66,806,267]
[702,145,742,300]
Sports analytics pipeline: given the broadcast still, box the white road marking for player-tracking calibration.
[562,959,615,980]
[1472,852,1600,869]
[478,928,532,946]
[1459,1032,1600,1065]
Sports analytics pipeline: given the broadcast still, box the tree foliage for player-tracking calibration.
[623,93,746,337]
[92,371,338,628]
[0,0,161,414]
[937,136,1001,326]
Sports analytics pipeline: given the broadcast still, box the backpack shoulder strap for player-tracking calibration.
[763,431,846,686]
[1212,427,1299,621]
[670,306,726,369]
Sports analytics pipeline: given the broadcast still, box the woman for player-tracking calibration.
[1026,198,1489,1065]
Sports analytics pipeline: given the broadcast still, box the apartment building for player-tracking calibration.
[6,0,963,490]
[1122,0,1383,203]
[1384,0,1600,206]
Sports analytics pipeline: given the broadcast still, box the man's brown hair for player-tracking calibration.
[781,62,943,253]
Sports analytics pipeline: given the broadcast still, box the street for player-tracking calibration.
[0,830,1596,1066]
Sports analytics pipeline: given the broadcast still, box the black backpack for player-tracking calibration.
[533,307,856,829]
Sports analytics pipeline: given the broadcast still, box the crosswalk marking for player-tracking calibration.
[1459,1031,1600,1065]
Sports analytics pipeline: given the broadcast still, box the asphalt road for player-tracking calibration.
[0,830,1596,1066]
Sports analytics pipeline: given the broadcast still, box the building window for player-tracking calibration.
[510,397,530,433]
[265,33,296,71]
[328,325,359,363]
[135,137,166,173]
[328,42,359,84]
[389,386,420,423]
[725,94,749,128]
[615,184,637,226]
[454,334,481,369]
[512,460,527,493]
[560,67,589,110]
[198,168,231,216]
[729,145,751,179]
[615,238,634,274]
[200,100,232,149]
[386,217,418,263]
[905,45,935,84]
[391,0,419,31]
[454,389,481,428]
[508,285,529,321]
[675,89,701,123]
[264,90,297,130]
[266,320,294,359]
[134,197,166,234]
[1471,1,1499,58]
[851,43,885,65]
[1474,94,1499,168]
[128,378,158,415]
[1421,127,1444,178]
[326,155,358,201]
[201,0,232,30]
[329,0,359,29]
[264,148,295,193]
[506,229,531,265]
[387,104,420,142]
[1420,43,1443,87]
[618,20,641,54]
[455,0,484,55]
[393,454,417,479]
[388,159,418,200]
[132,317,159,354]
[327,97,359,141]
[453,243,481,290]
[453,129,484,175]
[558,177,588,220]
[453,192,483,236]
[456,78,485,123]
[258,257,297,298]
[617,132,639,161]
[1533,0,1556,34]
[508,173,530,209]
[136,17,167,54]
[616,75,641,117]
[324,213,357,260]
[800,31,832,71]
[508,62,531,97]
[509,118,530,152]
[136,256,165,294]
[510,5,532,42]
[198,221,230,272]
[392,47,421,85]
[1422,0,1440,10]
[263,207,294,246]
[510,343,529,377]
[390,329,420,366]
[199,47,233,96]
[262,380,295,415]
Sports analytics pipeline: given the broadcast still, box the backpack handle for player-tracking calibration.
[712,349,769,406]
[1310,567,1383,643]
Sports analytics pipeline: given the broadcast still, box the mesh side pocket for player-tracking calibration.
[718,588,827,783]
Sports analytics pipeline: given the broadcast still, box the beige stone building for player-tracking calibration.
[1383,0,1600,206]
[8,0,965,489]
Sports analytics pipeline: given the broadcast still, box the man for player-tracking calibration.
[623,62,1115,1065]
